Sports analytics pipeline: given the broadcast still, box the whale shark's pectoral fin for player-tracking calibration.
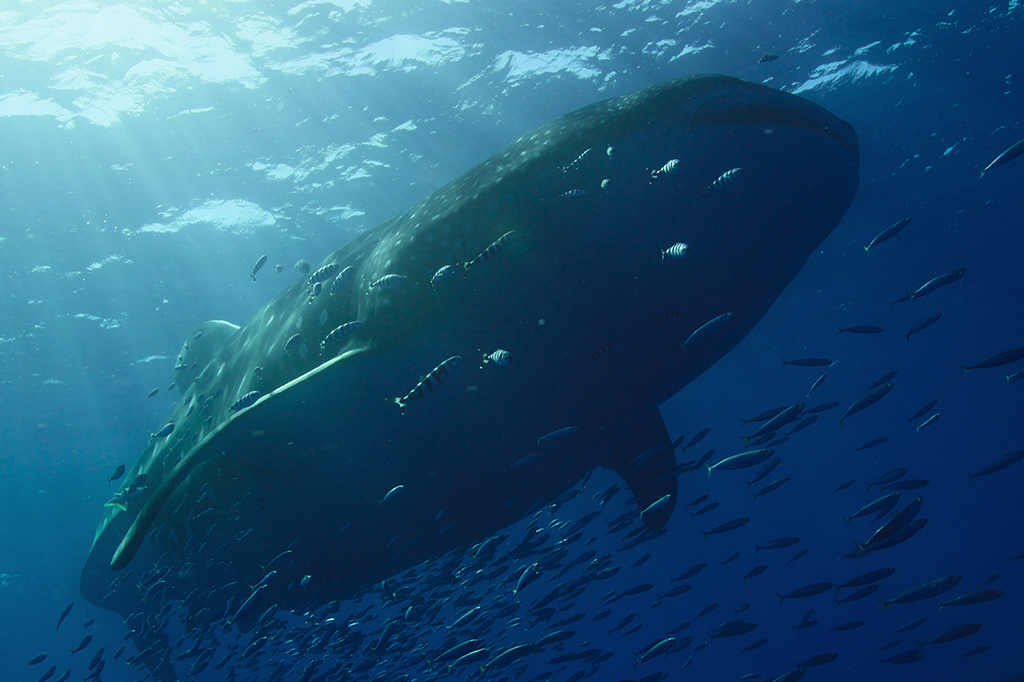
[600,407,678,532]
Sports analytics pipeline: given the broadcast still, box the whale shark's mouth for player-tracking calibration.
[690,87,860,165]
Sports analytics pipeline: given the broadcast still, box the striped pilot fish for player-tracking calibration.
[389,356,463,415]
[479,349,513,368]
[662,242,688,262]
[307,263,339,287]
[462,231,517,276]
[648,158,680,184]
[321,321,364,349]
[704,167,742,194]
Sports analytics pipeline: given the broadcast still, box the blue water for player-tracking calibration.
[1,1,1022,680]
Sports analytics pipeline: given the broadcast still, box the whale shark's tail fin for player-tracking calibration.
[601,407,678,532]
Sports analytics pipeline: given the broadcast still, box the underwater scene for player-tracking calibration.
[0,1,1022,681]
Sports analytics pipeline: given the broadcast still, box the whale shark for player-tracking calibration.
[80,74,857,677]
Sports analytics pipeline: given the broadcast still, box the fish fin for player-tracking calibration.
[599,407,678,533]
[958,364,971,376]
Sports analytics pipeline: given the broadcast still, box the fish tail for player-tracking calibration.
[914,640,926,650]
[700,531,708,540]
[875,598,888,612]
[836,326,844,334]
[705,465,712,477]
[777,594,785,606]
[753,543,761,554]
[835,416,844,429]
[959,364,971,376]
[979,168,986,179]
[461,262,472,277]
[479,350,488,369]
[387,397,407,415]
[251,274,257,282]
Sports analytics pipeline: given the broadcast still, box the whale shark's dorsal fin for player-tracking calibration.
[601,407,678,532]
[173,320,240,393]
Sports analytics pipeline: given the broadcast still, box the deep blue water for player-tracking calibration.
[1,1,1023,681]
